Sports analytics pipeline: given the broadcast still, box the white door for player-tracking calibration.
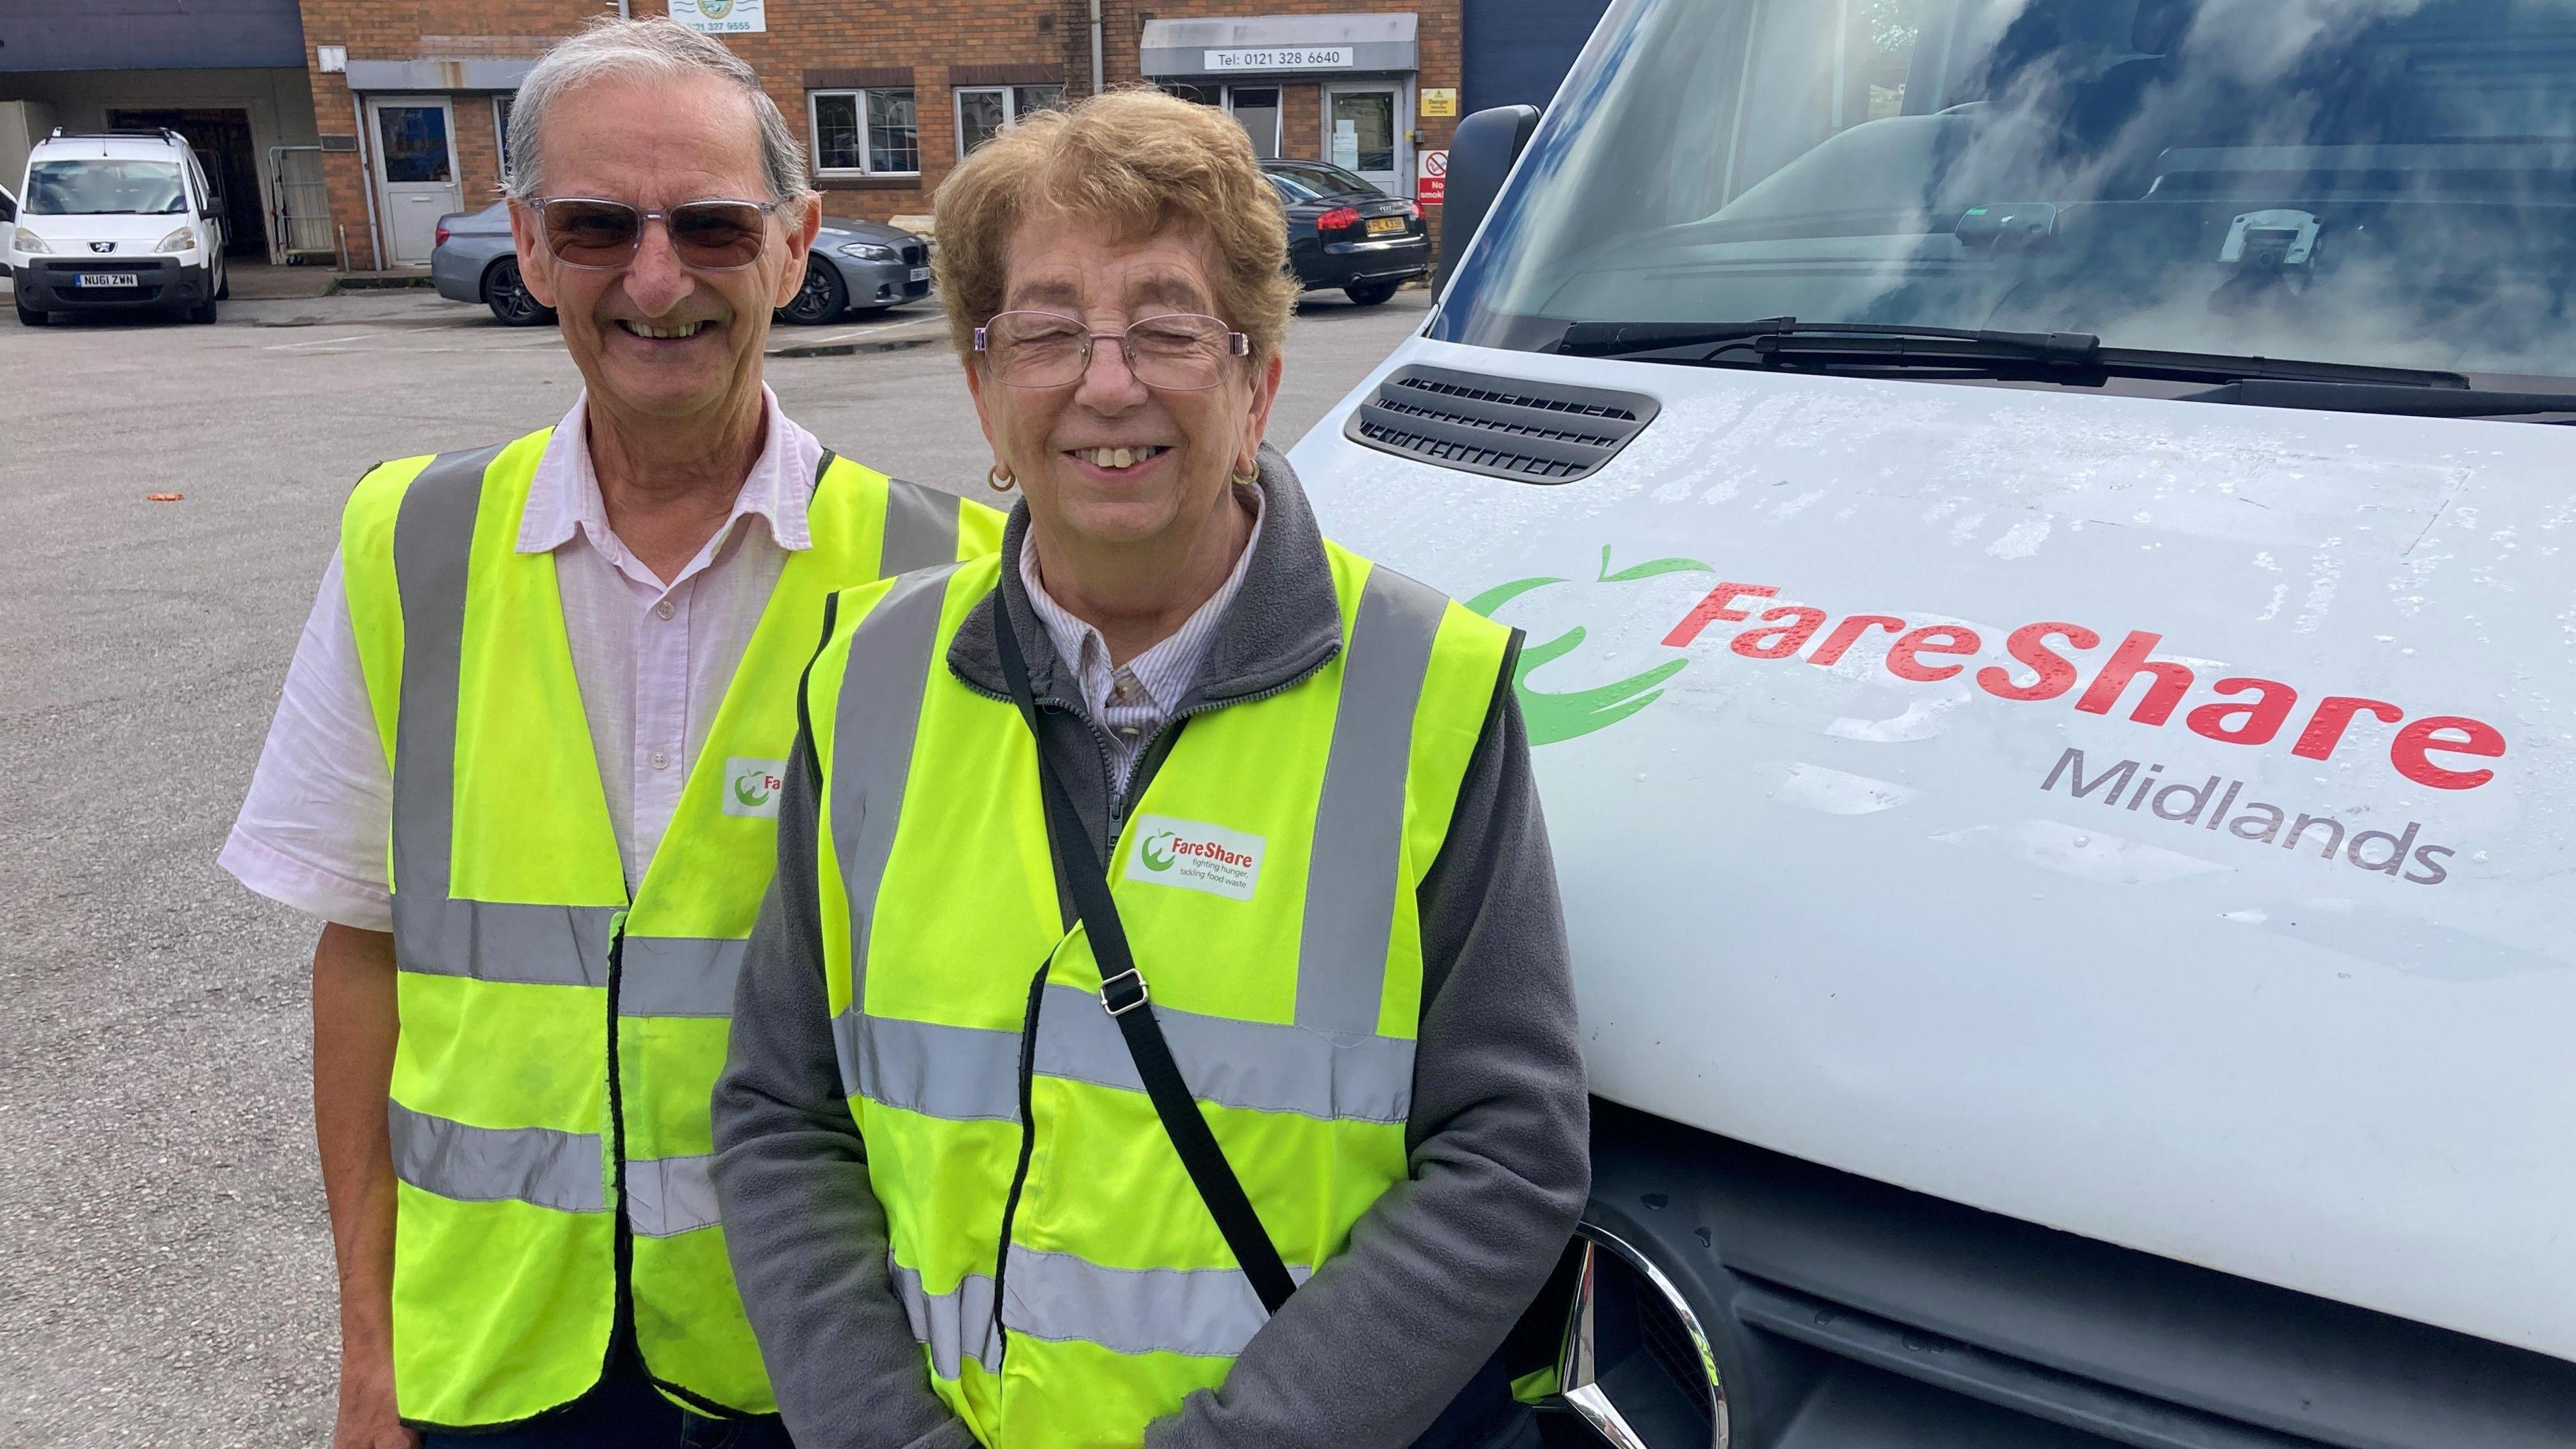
[369,97,460,267]
[1323,82,1408,197]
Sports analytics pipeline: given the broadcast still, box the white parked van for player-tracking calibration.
[1291,1,2576,1444]
[10,128,228,327]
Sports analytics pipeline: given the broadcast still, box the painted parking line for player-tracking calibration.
[262,323,476,352]
[767,316,947,360]
[802,317,925,347]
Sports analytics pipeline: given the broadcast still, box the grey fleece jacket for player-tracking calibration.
[709,448,1589,1449]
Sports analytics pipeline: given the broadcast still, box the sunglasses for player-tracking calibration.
[527,196,783,270]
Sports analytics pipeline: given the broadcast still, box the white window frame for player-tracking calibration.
[1321,78,1413,197]
[953,83,1068,158]
[1224,85,1285,158]
[808,88,922,178]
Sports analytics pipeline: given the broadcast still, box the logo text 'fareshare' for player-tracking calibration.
[1125,815,1265,902]
[1666,581,2508,792]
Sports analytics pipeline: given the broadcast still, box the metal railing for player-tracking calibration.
[268,145,336,264]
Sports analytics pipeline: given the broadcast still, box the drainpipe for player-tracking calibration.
[352,94,385,272]
[1089,0,1104,97]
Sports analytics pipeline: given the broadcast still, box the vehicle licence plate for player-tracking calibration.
[76,273,139,288]
[1365,217,1406,235]
[908,266,931,282]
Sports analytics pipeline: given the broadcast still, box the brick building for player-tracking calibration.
[292,1,1468,272]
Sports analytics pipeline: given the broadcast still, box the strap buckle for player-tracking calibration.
[1100,968,1150,1017]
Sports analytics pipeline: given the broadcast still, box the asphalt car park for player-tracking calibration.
[0,280,1426,1446]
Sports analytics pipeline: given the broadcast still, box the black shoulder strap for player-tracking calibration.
[794,592,840,795]
[811,447,837,498]
[991,594,1300,1315]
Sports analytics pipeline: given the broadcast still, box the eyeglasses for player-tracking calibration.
[527,196,782,270]
[974,311,1252,390]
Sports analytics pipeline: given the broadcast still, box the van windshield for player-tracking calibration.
[25,159,186,216]
[1436,0,2576,381]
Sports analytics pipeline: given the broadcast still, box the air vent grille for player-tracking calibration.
[1345,363,1659,484]
[1637,1273,1719,1430]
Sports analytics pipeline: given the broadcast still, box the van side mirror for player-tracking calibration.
[1432,104,1540,298]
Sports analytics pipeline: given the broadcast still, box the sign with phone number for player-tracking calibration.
[669,0,764,33]
[1203,46,1354,70]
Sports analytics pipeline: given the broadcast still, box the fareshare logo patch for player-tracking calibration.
[1124,815,1265,902]
[723,757,788,819]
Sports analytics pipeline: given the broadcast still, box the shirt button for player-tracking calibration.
[1116,725,1140,739]
[655,600,675,621]
[650,750,671,770]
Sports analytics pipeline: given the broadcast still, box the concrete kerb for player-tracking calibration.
[326,273,439,294]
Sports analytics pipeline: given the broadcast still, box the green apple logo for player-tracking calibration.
[1140,830,1179,871]
[733,770,775,809]
[1465,547,1713,745]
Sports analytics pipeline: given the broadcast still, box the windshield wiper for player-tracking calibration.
[2178,379,2576,420]
[1556,317,2471,391]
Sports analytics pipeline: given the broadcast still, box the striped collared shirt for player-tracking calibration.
[1020,484,1266,792]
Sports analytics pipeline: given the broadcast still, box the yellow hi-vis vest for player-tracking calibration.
[339,427,1002,1430]
[802,545,1513,1448]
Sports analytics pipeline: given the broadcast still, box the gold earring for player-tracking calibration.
[1231,458,1260,485]
[987,464,1016,493]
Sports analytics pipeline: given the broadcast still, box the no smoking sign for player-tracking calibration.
[1418,149,1448,206]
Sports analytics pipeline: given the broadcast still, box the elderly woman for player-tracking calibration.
[710,90,1587,1449]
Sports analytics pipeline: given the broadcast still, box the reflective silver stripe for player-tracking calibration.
[386,444,503,948]
[1002,1244,1311,1360]
[890,1256,1003,1379]
[616,936,745,1017]
[844,1011,1023,1120]
[1296,564,1449,1037]
[628,1153,721,1237]
[827,567,953,1097]
[880,478,962,574]
[845,992,1409,1124]
[388,1100,607,1213]
[396,898,615,987]
[1033,983,1411,1123]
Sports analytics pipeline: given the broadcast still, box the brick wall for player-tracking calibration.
[294,0,1459,262]
[297,0,591,267]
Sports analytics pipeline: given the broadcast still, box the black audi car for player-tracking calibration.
[1263,159,1427,307]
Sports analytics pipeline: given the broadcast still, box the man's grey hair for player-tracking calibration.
[505,17,810,203]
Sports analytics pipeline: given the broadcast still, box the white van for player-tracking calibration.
[1289,1,2576,1444]
[10,128,228,326]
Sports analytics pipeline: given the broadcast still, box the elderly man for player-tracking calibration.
[222,19,997,1448]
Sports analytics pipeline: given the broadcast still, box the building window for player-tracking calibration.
[810,89,920,176]
[955,84,1067,156]
[494,95,515,185]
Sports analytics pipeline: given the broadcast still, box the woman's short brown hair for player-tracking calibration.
[932,87,1299,368]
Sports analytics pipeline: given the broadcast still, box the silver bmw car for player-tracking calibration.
[429,200,932,326]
